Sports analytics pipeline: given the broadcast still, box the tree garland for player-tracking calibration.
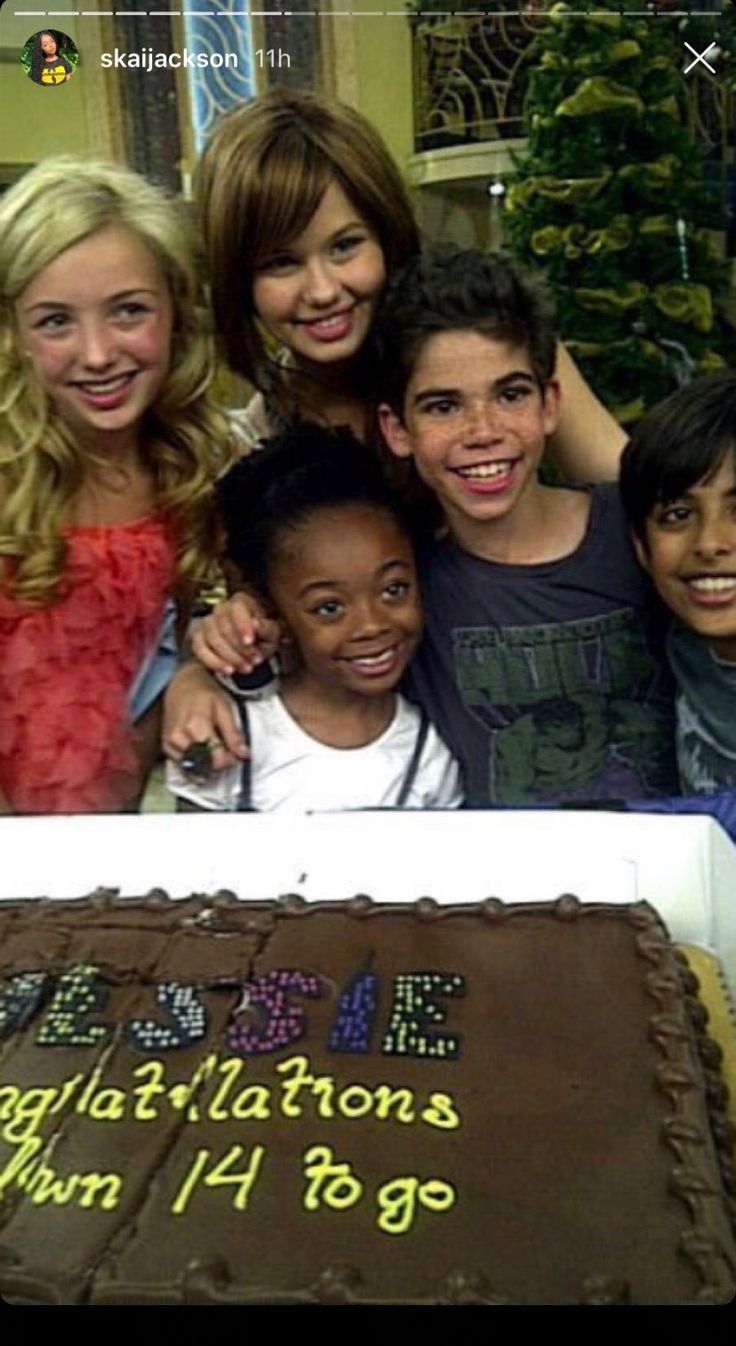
[504,0,735,422]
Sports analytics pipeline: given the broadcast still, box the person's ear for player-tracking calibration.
[631,530,651,574]
[378,403,414,460]
[277,621,299,676]
[541,378,561,437]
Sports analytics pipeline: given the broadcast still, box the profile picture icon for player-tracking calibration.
[22,30,78,86]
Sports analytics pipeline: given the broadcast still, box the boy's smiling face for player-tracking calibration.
[379,330,559,542]
[635,453,736,661]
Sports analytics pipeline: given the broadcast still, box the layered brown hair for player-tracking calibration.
[196,88,420,411]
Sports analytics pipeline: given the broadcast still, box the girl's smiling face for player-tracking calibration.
[40,32,58,57]
[251,180,386,369]
[16,223,174,452]
[267,503,422,698]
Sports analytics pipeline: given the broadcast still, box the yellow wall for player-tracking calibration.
[325,7,414,174]
[0,6,414,180]
[0,13,82,163]
[354,10,414,170]
[0,11,122,170]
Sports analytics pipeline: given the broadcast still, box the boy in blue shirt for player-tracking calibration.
[620,372,736,794]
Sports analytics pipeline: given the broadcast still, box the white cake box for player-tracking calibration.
[2,810,735,999]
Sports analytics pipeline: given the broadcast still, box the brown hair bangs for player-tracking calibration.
[196,89,419,389]
[242,133,337,271]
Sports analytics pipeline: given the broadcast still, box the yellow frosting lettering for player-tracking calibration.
[420,1092,461,1131]
[88,1088,126,1122]
[77,1172,123,1211]
[75,1063,105,1115]
[2,1085,58,1144]
[132,1061,167,1120]
[0,1086,20,1120]
[376,1176,419,1234]
[336,1085,374,1119]
[0,1136,121,1211]
[376,1175,456,1234]
[29,1165,80,1206]
[167,1052,219,1123]
[207,1058,244,1121]
[204,1143,266,1211]
[419,1178,456,1214]
[0,1134,42,1198]
[171,1144,265,1215]
[184,1053,219,1122]
[276,1054,316,1118]
[171,1147,209,1216]
[312,1075,335,1120]
[302,1145,363,1212]
[50,1072,85,1115]
[373,1086,415,1124]
[231,1085,271,1121]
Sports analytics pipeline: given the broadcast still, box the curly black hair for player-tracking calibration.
[217,424,413,601]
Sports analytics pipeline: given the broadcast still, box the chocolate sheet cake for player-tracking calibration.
[0,892,733,1305]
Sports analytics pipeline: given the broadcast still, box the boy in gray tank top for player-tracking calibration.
[376,245,678,806]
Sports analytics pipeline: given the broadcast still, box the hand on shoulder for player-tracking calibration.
[163,661,249,771]
[190,592,281,676]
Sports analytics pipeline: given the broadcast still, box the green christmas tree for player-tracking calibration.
[504,1,735,423]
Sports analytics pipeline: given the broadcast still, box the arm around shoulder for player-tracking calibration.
[163,660,248,770]
[547,344,627,484]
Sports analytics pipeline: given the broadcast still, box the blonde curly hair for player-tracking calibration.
[0,156,234,606]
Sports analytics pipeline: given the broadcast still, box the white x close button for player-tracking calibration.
[683,41,718,75]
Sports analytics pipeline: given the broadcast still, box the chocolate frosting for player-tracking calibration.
[0,893,733,1305]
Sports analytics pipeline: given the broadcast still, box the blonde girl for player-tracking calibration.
[0,157,230,814]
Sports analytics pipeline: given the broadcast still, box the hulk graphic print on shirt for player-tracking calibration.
[453,608,676,805]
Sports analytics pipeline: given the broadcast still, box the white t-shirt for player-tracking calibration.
[167,687,463,813]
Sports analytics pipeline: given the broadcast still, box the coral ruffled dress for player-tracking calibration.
[0,517,175,814]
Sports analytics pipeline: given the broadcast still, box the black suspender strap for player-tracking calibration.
[235,698,254,812]
[395,709,430,808]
